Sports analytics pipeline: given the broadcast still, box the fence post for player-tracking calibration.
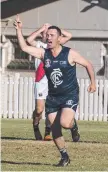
[98,80,103,121]
[89,89,94,121]
[103,80,108,121]
[3,76,8,118]
[32,80,35,115]
[0,71,2,117]
[28,77,33,119]
[14,73,20,119]
[93,80,99,121]
[19,77,24,119]
[1,76,107,121]
[79,79,84,120]
[84,79,89,121]
[23,77,28,119]
[105,55,108,79]
[8,76,14,118]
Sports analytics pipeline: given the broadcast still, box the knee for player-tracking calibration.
[61,119,74,129]
[36,106,43,115]
[61,121,71,129]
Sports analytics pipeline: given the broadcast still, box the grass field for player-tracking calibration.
[1,119,108,171]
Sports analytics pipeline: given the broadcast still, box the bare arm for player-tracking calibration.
[14,15,44,59]
[26,28,43,47]
[27,23,51,47]
[69,49,96,92]
[60,29,72,45]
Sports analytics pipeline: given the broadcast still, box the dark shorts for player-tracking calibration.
[45,92,79,115]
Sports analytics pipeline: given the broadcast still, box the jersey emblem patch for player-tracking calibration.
[45,59,51,68]
[50,68,63,88]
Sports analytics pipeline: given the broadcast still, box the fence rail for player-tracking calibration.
[0,74,108,121]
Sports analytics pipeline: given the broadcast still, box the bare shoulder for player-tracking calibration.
[68,48,90,66]
[68,49,77,64]
[69,49,79,57]
[69,48,83,60]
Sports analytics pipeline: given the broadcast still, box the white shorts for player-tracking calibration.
[34,77,48,100]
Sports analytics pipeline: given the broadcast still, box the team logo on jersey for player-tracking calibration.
[66,100,73,106]
[45,59,51,68]
[60,61,66,65]
[38,93,43,97]
[53,61,58,63]
[50,68,63,88]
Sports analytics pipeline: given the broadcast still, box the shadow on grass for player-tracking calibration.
[1,136,53,141]
[66,139,108,144]
[78,140,108,144]
[1,160,51,166]
[1,136,108,144]
[1,136,35,140]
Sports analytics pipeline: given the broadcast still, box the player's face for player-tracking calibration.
[46,29,61,49]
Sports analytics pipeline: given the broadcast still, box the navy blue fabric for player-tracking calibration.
[45,92,79,115]
[43,46,79,96]
[43,46,79,115]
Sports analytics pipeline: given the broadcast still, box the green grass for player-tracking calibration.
[1,119,108,171]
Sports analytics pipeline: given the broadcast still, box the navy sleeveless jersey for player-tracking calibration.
[43,46,79,96]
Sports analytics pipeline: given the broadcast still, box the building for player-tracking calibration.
[1,0,108,78]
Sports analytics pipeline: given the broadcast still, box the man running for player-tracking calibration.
[14,15,96,166]
[26,23,80,141]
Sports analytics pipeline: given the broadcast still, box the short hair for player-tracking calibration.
[48,26,61,36]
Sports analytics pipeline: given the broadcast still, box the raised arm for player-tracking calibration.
[27,23,51,47]
[69,49,96,93]
[27,25,46,47]
[26,29,42,47]
[14,15,44,59]
[60,29,72,45]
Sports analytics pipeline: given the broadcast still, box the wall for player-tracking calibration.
[1,0,108,78]
[1,0,108,36]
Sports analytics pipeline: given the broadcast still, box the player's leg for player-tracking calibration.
[43,82,52,141]
[46,95,70,167]
[60,108,75,129]
[71,118,80,142]
[48,111,70,166]
[33,99,45,140]
[44,114,52,140]
[60,107,80,142]
[56,107,79,165]
[64,94,80,142]
[33,81,46,140]
[70,102,80,142]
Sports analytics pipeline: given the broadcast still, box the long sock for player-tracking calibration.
[59,148,69,159]
[71,119,78,131]
[45,112,51,136]
[33,115,40,126]
[45,127,51,136]
[34,123,39,130]
[45,115,51,128]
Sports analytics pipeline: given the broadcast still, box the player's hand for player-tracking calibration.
[44,23,51,29]
[87,83,96,93]
[41,24,47,32]
[13,14,22,30]
[41,23,51,32]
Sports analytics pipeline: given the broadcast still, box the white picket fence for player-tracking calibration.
[0,74,108,121]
